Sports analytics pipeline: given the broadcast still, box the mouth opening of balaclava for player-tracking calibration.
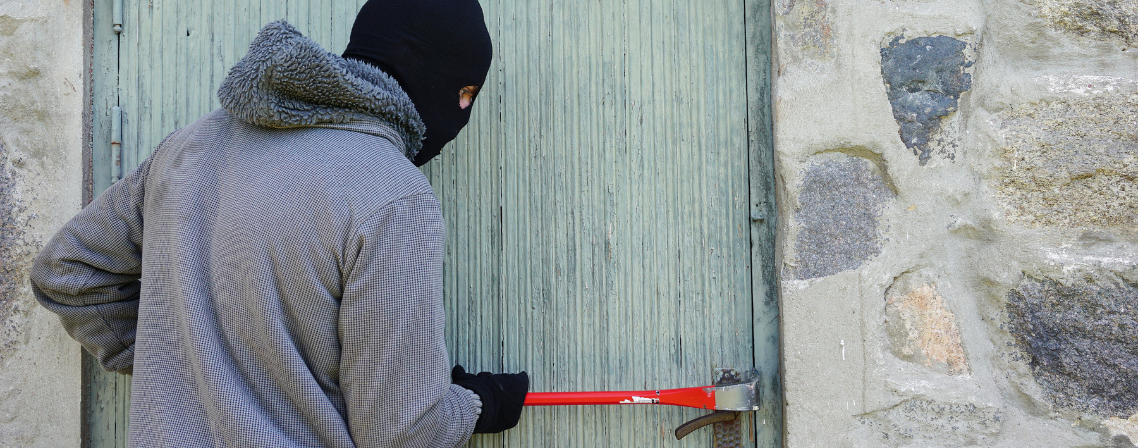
[343,0,493,166]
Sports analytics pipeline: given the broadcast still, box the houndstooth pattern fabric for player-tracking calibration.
[30,21,478,448]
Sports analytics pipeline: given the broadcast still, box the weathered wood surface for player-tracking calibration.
[744,1,783,447]
[90,0,118,199]
[91,1,778,446]
[424,2,760,446]
[86,1,129,446]
[90,2,372,446]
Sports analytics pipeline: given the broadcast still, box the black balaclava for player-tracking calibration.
[343,0,493,166]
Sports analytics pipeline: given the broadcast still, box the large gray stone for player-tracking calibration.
[994,95,1138,229]
[1040,0,1138,45]
[793,154,893,279]
[880,36,973,165]
[1006,273,1138,417]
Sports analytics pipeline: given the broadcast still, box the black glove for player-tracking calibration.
[451,365,529,434]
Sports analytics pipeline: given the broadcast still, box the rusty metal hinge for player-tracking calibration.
[111,106,122,183]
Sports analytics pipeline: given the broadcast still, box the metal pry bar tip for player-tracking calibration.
[710,378,760,411]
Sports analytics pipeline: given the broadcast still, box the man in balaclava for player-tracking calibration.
[344,0,491,166]
[30,0,527,446]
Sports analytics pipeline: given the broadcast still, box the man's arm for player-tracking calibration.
[29,156,152,375]
[339,193,480,448]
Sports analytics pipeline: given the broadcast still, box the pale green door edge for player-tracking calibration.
[87,1,781,447]
[86,0,130,446]
[746,1,782,447]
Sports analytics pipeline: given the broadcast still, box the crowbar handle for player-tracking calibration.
[524,369,760,441]
[524,386,717,409]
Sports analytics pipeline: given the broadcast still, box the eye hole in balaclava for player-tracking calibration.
[343,0,494,166]
[459,85,480,110]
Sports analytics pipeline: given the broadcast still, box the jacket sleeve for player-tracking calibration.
[29,156,152,375]
[339,192,480,448]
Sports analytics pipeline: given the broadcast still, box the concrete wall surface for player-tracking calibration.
[773,0,1137,446]
[0,0,84,446]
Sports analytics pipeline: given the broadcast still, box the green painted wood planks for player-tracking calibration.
[89,1,778,446]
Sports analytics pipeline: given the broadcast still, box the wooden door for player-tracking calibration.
[89,1,779,447]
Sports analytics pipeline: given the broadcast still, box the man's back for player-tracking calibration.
[31,21,480,447]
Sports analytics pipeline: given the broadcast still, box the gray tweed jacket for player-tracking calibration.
[31,21,479,447]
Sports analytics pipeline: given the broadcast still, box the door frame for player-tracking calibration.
[743,1,782,447]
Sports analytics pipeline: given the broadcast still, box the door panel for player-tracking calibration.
[426,2,755,446]
[90,1,778,446]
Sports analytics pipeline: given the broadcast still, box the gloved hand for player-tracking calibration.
[451,365,529,434]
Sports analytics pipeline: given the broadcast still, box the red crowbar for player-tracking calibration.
[523,380,759,411]
[523,370,761,440]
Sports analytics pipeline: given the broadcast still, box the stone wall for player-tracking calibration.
[774,0,1138,446]
[3,0,1136,446]
[0,0,84,446]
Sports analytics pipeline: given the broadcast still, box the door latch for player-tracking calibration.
[674,368,759,446]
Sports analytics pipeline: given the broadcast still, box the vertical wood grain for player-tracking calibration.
[115,0,361,178]
[88,3,368,447]
[425,1,759,446]
[92,1,775,446]
[86,1,127,446]
[90,0,118,198]
[745,1,782,446]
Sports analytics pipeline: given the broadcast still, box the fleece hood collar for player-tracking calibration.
[218,21,426,160]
